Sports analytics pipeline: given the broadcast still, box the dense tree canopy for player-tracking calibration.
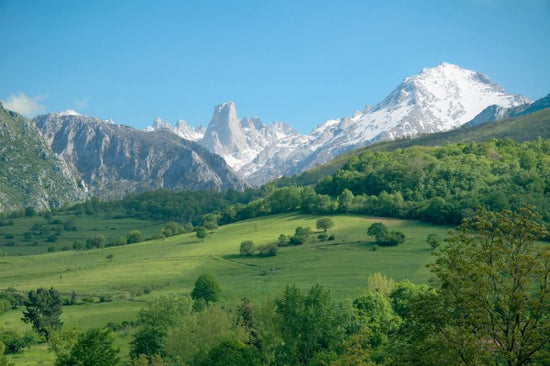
[21,287,63,340]
[397,206,550,365]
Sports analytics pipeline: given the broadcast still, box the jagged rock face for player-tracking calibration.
[148,102,302,172]
[34,113,246,199]
[0,105,84,211]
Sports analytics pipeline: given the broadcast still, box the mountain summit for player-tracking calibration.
[146,63,532,185]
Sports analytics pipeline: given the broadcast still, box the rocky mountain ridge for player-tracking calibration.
[149,63,530,185]
[34,112,246,199]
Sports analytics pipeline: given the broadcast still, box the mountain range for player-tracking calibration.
[34,112,245,199]
[1,62,547,210]
[147,63,531,185]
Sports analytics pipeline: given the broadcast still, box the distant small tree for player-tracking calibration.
[426,233,441,250]
[367,222,388,241]
[196,226,208,241]
[240,241,256,256]
[86,235,105,249]
[191,274,221,305]
[126,230,144,244]
[257,244,279,257]
[278,234,288,245]
[161,222,182,238]
[63,217,77,231]
[22,287,63,340]
[24,206,36,217]
[316,218,334,232]
[183,223,194,233]
[203,214,219,231]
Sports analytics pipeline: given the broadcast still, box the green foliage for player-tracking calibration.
[86,234,106,249]
[274,284,349,365]
[195,226,208,241]
[426,233,441,249]
[55,328,119,366]
[130,295,191,360]
[398,207,550,365]
[126,230,145,244]
[160,222,182,238]
[314,139,550,224]
[367,223,405,246]
[316,217,334,232]
[367,223,388,241]
[21,287,63,340]
[191,274,221,305]
[195,340,261,366]
[0,328,37,354]
[289,226,311,245]
[0,342,14,366]
[256,243,278,257]
[240,241,256,256]
[165,304,247,363]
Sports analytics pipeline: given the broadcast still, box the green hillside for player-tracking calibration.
[290,108,550,186]
[0,213,446,364]
[0,105,83,211]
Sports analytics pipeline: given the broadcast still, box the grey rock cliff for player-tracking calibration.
[34,113,246,199]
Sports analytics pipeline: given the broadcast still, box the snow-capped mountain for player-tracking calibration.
[147,63,531,186]
[147,102,301,172]
[145,117,205,141]
[240,62,531,184]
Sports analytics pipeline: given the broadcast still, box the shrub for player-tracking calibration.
[257,244,279,257]
[126,230,144,244]
[240,241,256,256]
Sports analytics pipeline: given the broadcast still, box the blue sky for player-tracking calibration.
[1,0,549,133]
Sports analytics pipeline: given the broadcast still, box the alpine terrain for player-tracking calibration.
[34,112,246,199]
[148,63,531,185]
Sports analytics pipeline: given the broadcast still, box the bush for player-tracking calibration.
[257,244,279,257]
[317,233,328,241]
[427,233,441,250]
[126,230,144,244]
[240,241,256,256]
[278,234,288,246]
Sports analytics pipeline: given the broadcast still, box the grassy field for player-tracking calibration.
[0,213,450,364]
[0,212,165,256]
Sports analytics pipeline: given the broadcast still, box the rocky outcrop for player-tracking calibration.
[34,113,246,199]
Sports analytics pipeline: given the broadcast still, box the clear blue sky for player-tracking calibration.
[1,0,549,133]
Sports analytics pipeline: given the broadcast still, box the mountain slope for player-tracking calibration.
[240,62,530,185]
[288,107,550,186]
[0,105,84,211]
[466,93,550,127]
[34,113,246,199]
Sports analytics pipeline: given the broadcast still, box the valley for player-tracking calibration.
[0,213,447,364]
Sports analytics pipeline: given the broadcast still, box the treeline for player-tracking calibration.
[218,138,550,225]
[68,188,262,224]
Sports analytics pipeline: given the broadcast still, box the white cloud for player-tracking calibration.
[74,96,90,110]
[2,92,45,117]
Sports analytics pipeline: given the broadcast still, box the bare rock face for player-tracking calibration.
[34,113,246,199]
[0,105,84,211]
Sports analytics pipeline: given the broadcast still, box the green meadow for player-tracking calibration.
[0,213,449,364]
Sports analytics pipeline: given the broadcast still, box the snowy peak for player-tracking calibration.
[199,102,301,171]
[145,117,205,141]
[56,110,82,117]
